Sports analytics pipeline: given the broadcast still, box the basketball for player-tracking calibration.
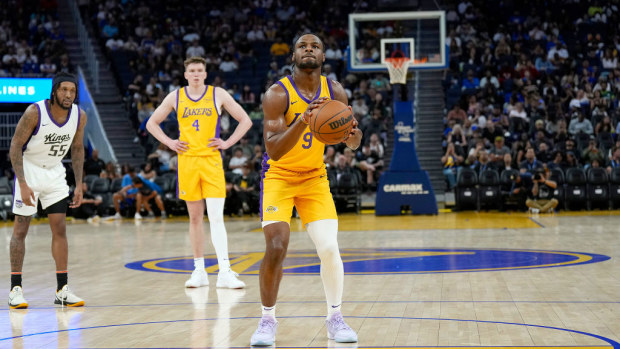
[309,99,354,145]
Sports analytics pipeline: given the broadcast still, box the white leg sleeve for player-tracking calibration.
[306,219,343,314]
[206,198,230,271]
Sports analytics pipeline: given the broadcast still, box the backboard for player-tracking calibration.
[348,11,446,72]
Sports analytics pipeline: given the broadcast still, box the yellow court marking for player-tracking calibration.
[4,210,619,231]
[248,211,547,232]
[293,211,545,231]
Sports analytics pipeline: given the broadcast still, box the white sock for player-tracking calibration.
[194,257,205,271]
[262,304,276,318]
[306,219,344,318]
[328,303,341,318]
[206,198,231,271]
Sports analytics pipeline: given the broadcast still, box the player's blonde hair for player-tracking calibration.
[184,56,207,69]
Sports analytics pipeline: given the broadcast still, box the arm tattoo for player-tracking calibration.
[71,110,87,184]
[9,105,38,184]
[71,143,84,184]
[9,147,25,183]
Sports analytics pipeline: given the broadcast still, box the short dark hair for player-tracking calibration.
[292,33,325,51]
[132,176,144,185]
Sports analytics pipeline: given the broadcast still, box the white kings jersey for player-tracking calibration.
[22,100,79,169]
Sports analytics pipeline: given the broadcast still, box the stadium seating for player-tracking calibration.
[455,168,478,211]
[549,168,565,211]
[610,167,620,209]
[565,168,587,211]
[586,167,609,210]
[478,169,501,211]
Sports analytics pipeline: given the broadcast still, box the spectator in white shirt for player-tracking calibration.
[568,110,593,136]
[219,54,238,72]
[228,147,248,175]
[480,69,499,89]
[105,35,124,51]
[324,43,343,60]
[186,40,205,58]
[247,25,265,41]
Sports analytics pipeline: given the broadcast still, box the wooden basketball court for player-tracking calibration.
[1,211,619,348]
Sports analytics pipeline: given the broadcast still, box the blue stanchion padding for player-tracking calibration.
[376,171,437,215]
[375,101,438,215]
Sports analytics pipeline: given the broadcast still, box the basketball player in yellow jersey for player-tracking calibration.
[146,56,251,289]
[250,34,362,346]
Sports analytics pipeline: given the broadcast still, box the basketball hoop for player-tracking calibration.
[384,54,411,85]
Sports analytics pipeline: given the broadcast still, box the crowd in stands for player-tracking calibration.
[0,1,75,77]
[74,0,395,217]
[441,0,620,211]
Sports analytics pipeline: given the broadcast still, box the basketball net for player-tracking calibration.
[385,57,410,84]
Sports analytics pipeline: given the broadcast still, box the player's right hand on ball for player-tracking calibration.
[167,139,189,154]
[20,183,35,207]
[301,97,329,124]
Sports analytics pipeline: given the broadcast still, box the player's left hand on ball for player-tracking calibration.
[70,186,83,208]
[301,97,329,124]
[208,138,230,150]
[344,125,362,149]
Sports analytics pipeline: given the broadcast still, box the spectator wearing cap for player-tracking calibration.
[568,109,594,136]
[490,136,510,166]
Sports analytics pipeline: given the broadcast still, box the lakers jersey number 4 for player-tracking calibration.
[176,86,220,157]
[264,75,335,173]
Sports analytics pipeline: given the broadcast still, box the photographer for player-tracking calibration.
[526,169,558,213]
[504,172,533,210]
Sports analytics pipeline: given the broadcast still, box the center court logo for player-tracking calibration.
[125,248,610,275]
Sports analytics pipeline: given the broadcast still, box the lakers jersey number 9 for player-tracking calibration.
[176,86,220,157]
[265,75,335,173]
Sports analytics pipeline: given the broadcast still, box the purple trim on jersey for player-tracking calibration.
[33,103,41,135]
[213,86,221,139]
[259,152,271,221]
[184,86,207,103]
[11,175,16,211]
[23,103,42,151]
[175,89,179,112]
[75,105,81,134]
[45,99,72,128]
[327,78,335,100]
[276,81,289,116]
[287,75,322,104]
[286,114,299,127]
[175,160,179,199]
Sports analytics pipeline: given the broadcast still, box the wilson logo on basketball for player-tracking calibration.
[328,114,353,130]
